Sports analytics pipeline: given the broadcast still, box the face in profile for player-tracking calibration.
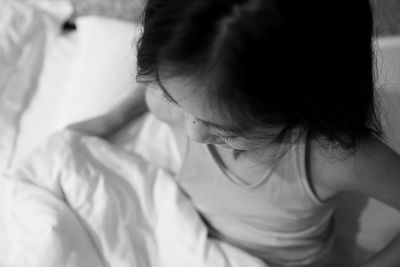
[145,77,282,151]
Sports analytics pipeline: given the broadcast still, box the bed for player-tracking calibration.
[0,1,400,266]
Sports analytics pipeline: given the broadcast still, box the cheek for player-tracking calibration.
[145,89,184,125]
[184,118,218,143]
[222,138,265,151]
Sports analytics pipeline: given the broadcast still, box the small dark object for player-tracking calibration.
[62,19,77,33]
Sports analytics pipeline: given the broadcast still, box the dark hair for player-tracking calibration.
[136,0,383,152]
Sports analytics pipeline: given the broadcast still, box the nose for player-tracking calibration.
[185,118,219,143]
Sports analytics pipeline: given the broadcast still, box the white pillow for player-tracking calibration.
[56,16,141,125]
[13,16,140,166]
[0,0,72,170]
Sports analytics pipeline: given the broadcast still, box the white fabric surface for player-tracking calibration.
[13,16,141,168]
[0,0,72,170]
[0,1,141,169]
[56,16,140,124]
[0,129,267,267]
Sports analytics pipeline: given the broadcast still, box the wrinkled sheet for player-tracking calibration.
[0,130,267,267]
[0,0,72,171]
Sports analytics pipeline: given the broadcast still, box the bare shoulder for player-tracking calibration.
[307,134,400,207]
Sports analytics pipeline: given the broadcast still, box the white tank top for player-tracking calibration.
[175,132,336,266]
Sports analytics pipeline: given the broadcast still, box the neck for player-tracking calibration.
[217,141,288,167]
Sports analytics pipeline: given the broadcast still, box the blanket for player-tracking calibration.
[0,130,267,267]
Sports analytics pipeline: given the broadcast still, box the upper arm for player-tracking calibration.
[309,136,400,210]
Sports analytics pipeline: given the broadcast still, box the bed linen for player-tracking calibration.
[13,16,140,168]
[1,1,142,170]
[0,0,72,171]
[0,129,267,267]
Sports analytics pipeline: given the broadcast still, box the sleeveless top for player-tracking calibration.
[175,131,336,266]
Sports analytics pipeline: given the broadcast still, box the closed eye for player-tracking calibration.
[161,91,178,105]
[217,134,238,142]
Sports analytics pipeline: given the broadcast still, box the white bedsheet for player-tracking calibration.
[0,0,72,170]
[0,130,267,267]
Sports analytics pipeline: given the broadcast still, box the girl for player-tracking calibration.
[69,0,400,266]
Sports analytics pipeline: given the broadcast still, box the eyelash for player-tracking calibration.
[217,134,237,142]
[159,90,239,141]
[161,91,177,105]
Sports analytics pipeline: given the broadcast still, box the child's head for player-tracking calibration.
[136,0,382,152]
